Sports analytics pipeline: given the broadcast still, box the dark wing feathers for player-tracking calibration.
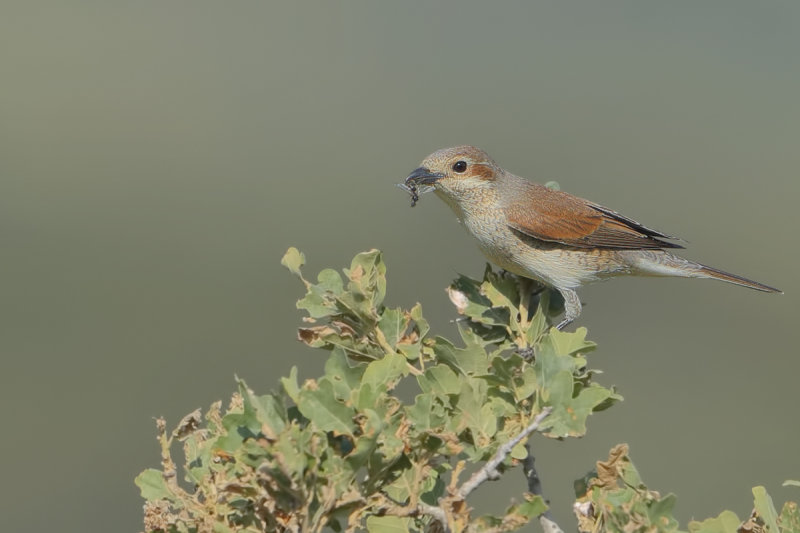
[586,203,681,241]
[505,183,683,250]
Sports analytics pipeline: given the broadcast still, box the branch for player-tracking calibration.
[523,442,564,533]
[458,407,552,499]
[417,502,450,533]
[383,496,451,533]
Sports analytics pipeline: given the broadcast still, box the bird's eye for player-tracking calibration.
[452,160,468,173]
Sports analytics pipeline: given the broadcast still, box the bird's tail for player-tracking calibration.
[626,251,782,293]
[695,264,782,293]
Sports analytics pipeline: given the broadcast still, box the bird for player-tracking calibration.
[402,145,781,330]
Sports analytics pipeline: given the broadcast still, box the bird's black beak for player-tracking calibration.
[405,167,444,186]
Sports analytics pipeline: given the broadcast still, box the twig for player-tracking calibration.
[523,442,565,533]
[417,502,450,533]
[458,407,552,499]
[382,496,451,533]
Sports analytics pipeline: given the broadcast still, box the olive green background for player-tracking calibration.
[2,2,798,531]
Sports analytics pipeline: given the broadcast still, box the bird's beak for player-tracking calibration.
[405,167,444,186]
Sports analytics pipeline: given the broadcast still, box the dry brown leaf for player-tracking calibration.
[446,287,469,314]
[593,443,629,490]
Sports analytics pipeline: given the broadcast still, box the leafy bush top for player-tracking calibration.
[136,249,797,533]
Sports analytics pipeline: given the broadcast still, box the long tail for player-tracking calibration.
[626,251,782,293]
[695,264,782,293]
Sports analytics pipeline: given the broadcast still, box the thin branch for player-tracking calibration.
[457,407,552,499]
[523,442,565,533]
[382,494,451,533]
[522,444,545,503]
[417,502,450,533]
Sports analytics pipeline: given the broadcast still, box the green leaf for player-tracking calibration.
[281,366,300,402]
[541,370,573,407]
[478,403,498,438]
[646,493,678,528]
[184,434,212,486]
[484,395,517,419]
[418,364,460,396]
[515,366,539,402]
[317,268,343,293]
[212,429,243,454]
[296,380,355,435]
[135,469,173,501]
[385,465,440,505]
[406,393,433,431]
[383,467,416,503]
[281,247,305,276]
[354,382,385,411]
[780,501,800,533]
[238,381,286,437]
[324,347,364,400]
[410,303,429,339]
[269,426,311,477]
[213,409,260,452]
[753,486,780,533]
[548,326,596,356]
[366,515,411,533]
[362,352,406,390]
[297,286,337,318]
[541,368,616,438]
[433,331,489,376]
[535,334,584,382]
[515,494,548,519]
[379,421,407,463]
[455,379,496,443]
[397,341,422,362]
[378,307,405,349]
[688,510,741,533]
[253,395,287,436]
[510,441,527,460]
[346,408,382,469]
[481,270,519,315]
[346,249,387,307]
[525,291,550,345]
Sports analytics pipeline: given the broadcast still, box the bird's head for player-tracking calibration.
[404,146,499,204]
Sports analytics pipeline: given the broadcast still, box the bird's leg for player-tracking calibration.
[555,288,581,330]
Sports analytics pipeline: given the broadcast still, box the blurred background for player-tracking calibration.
[2,2,799,531]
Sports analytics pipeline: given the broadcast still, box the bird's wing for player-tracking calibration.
[505,183,683,250]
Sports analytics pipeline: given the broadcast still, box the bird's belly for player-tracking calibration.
[472,228,630,289]
[455,210,631,289]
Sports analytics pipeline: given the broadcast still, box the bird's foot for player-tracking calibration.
[517,346,535,361]
[555,318,573,331]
